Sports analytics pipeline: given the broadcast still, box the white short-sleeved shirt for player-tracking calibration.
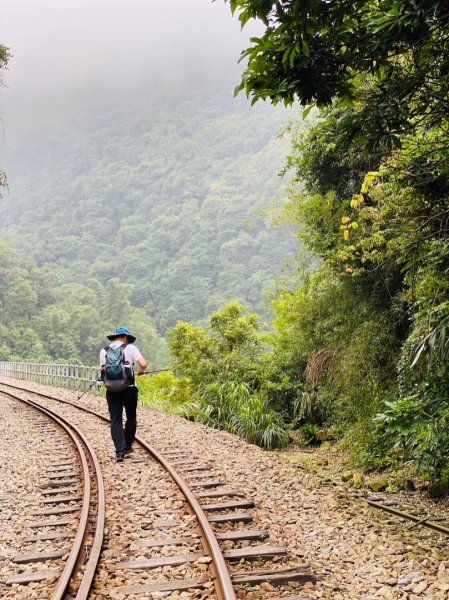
[99,341,143,371]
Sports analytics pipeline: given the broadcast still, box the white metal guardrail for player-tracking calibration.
[0,362,100,391]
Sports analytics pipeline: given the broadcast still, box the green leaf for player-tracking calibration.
[302,39,310,57]
[302,104,314,119]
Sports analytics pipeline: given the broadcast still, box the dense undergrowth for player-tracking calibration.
[142,86,449,481]
[202,0,449,487]
[139,302,290,450]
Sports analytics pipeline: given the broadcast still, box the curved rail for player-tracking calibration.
[2,389,105,600]
[0,380,236,600]
[135,436,235,600]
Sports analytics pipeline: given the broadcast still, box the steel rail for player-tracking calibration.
[27,398,106,600]
[365,498,449,536]
[0,381,236,600]
[135,437,235,600]
[2,390,105,600]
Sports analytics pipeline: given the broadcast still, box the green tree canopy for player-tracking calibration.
[0,240,169,366]
[227,0,449,147]
[0,43,9,192]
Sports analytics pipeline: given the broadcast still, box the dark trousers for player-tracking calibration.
[106,386,138,454]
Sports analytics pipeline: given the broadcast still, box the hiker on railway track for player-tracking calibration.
[100,326,148,462]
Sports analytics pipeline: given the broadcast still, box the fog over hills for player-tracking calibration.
[0,1,298,335]
[1,0,261,116]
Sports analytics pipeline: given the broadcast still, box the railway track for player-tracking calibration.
[365,497,449,538]
[1,380,315,599]
[2,391,104,599]
[286,451,449,544]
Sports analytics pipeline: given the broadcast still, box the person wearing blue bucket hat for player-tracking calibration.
[100,327,148,462]
[108,326,137,344]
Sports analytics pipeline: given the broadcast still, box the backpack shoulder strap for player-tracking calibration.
[120,342,130,364]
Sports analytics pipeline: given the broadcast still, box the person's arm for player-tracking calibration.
[135,357,148,376]
[129,344,147,375]
[99,349,105,376]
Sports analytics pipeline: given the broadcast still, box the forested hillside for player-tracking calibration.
[0,240,168,366]
[1,88,295,332]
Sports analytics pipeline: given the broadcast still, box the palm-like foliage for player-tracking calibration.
[182,381,288,450]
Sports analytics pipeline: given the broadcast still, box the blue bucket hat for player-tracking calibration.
[107,326,136,344]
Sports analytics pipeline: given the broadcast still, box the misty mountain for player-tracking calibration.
[0,86,296,333]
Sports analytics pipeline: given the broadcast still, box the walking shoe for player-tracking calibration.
[124,446,134,456]
[116,451,125,462]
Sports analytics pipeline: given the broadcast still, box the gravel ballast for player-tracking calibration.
[1,377,449,599]
[0,395,80,599]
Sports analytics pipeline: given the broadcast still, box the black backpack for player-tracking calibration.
[102,343,132,392]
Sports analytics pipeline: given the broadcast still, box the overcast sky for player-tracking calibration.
[0,0,260,111]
